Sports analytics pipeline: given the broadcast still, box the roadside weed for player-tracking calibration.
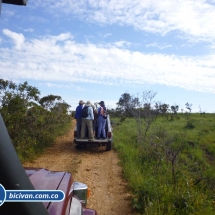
[113,114,215,214]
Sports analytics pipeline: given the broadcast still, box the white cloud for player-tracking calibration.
[23,28,34,32]
[102,33,112,38]
[113,40,131,48]
[3,29,25,49]
[33,0,215,43]
[2,10,15,17]
[45,82,84,91]
[146,43,172,49]
[49,33,73,41]
[1,31,215,95]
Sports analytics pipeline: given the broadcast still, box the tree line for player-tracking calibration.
[108,91,199,145]
[109,92,195,119]
[0,79,71,161]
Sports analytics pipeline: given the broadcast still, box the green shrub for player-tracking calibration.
[185,121,195,129]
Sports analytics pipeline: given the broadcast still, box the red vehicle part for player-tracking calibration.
[0,114,97,215]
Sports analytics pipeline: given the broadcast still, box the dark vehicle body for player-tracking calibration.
[0,0,28,13]
[0,114,97,215]
[1,0,27,5]
[74,115,113,151]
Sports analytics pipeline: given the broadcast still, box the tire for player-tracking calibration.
[106,141,112,151]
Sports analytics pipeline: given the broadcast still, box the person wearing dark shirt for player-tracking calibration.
[75,100,85,138]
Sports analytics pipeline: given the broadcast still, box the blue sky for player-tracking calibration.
[1,0,215,112]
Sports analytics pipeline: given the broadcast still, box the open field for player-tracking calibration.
[113,113,215,214]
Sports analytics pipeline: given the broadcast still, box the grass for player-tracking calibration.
[112,113,215,214]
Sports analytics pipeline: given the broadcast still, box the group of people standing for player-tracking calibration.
[75,100,107,141]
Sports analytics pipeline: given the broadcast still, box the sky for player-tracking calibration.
[0,0,215,113]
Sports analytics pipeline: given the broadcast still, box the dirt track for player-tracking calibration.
[23,121,137,215]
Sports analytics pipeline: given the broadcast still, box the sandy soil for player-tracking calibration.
[23,121,137,215]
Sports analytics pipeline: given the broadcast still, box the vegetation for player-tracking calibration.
[113,92,215,214]
[0,79,72,162]
[2,80,215,214]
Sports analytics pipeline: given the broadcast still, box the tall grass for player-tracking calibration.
[113,113,215,214]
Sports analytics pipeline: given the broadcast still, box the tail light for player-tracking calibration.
[108,132,112,138]
[87,189,90,198]
[74,131,77,138]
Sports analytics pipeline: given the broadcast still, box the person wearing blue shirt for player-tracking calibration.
[75,100,85,138]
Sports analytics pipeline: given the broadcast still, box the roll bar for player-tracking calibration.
[2,0,28,5]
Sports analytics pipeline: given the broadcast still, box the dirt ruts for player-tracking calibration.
[23,121,137,215]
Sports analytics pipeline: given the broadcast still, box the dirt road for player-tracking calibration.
[23,122,136,215]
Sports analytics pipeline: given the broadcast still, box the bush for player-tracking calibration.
[185,121,195,129]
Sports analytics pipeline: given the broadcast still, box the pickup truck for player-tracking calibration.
[0,114,97,215]
[74,115,113,151]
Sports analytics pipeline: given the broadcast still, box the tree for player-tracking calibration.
[159,131,188,186]
[170,105,179,115]
[185,102,192,113]
[155,102,170,120]
[129,91,158,143]
[0,80,41,127]
[0,79,72,160]
[169,105,179,120]
[116,93,131,115]
[39,95,61,110]
[185,102,192,119]
[0,79,17,108]
[17,81,40,102]
[51,101,71,115]
[116,92,139,117]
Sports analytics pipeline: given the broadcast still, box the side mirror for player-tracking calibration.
[1,0,28,16]
[2,0,28,5]
[73,182,90,207]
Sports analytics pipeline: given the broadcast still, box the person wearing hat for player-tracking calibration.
[80,101,94,140]
[97,101,107,139]
[91,104,98,138]
[75,100,85,138]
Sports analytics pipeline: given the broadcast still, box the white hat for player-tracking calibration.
[85,101,92,106]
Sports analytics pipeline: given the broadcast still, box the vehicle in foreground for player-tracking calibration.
[74,115,113,151]
[0,114,97,215]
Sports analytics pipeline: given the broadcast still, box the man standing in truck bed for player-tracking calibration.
[75,100,85,138]
[97,101,107,139]
[80,101,94,141]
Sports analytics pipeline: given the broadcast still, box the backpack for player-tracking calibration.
[81,106,89,118]
[99,107,107,119]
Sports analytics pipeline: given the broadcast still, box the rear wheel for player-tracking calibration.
[106,141,112,151]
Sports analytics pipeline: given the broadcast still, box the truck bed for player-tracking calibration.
[74,115,113,151]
